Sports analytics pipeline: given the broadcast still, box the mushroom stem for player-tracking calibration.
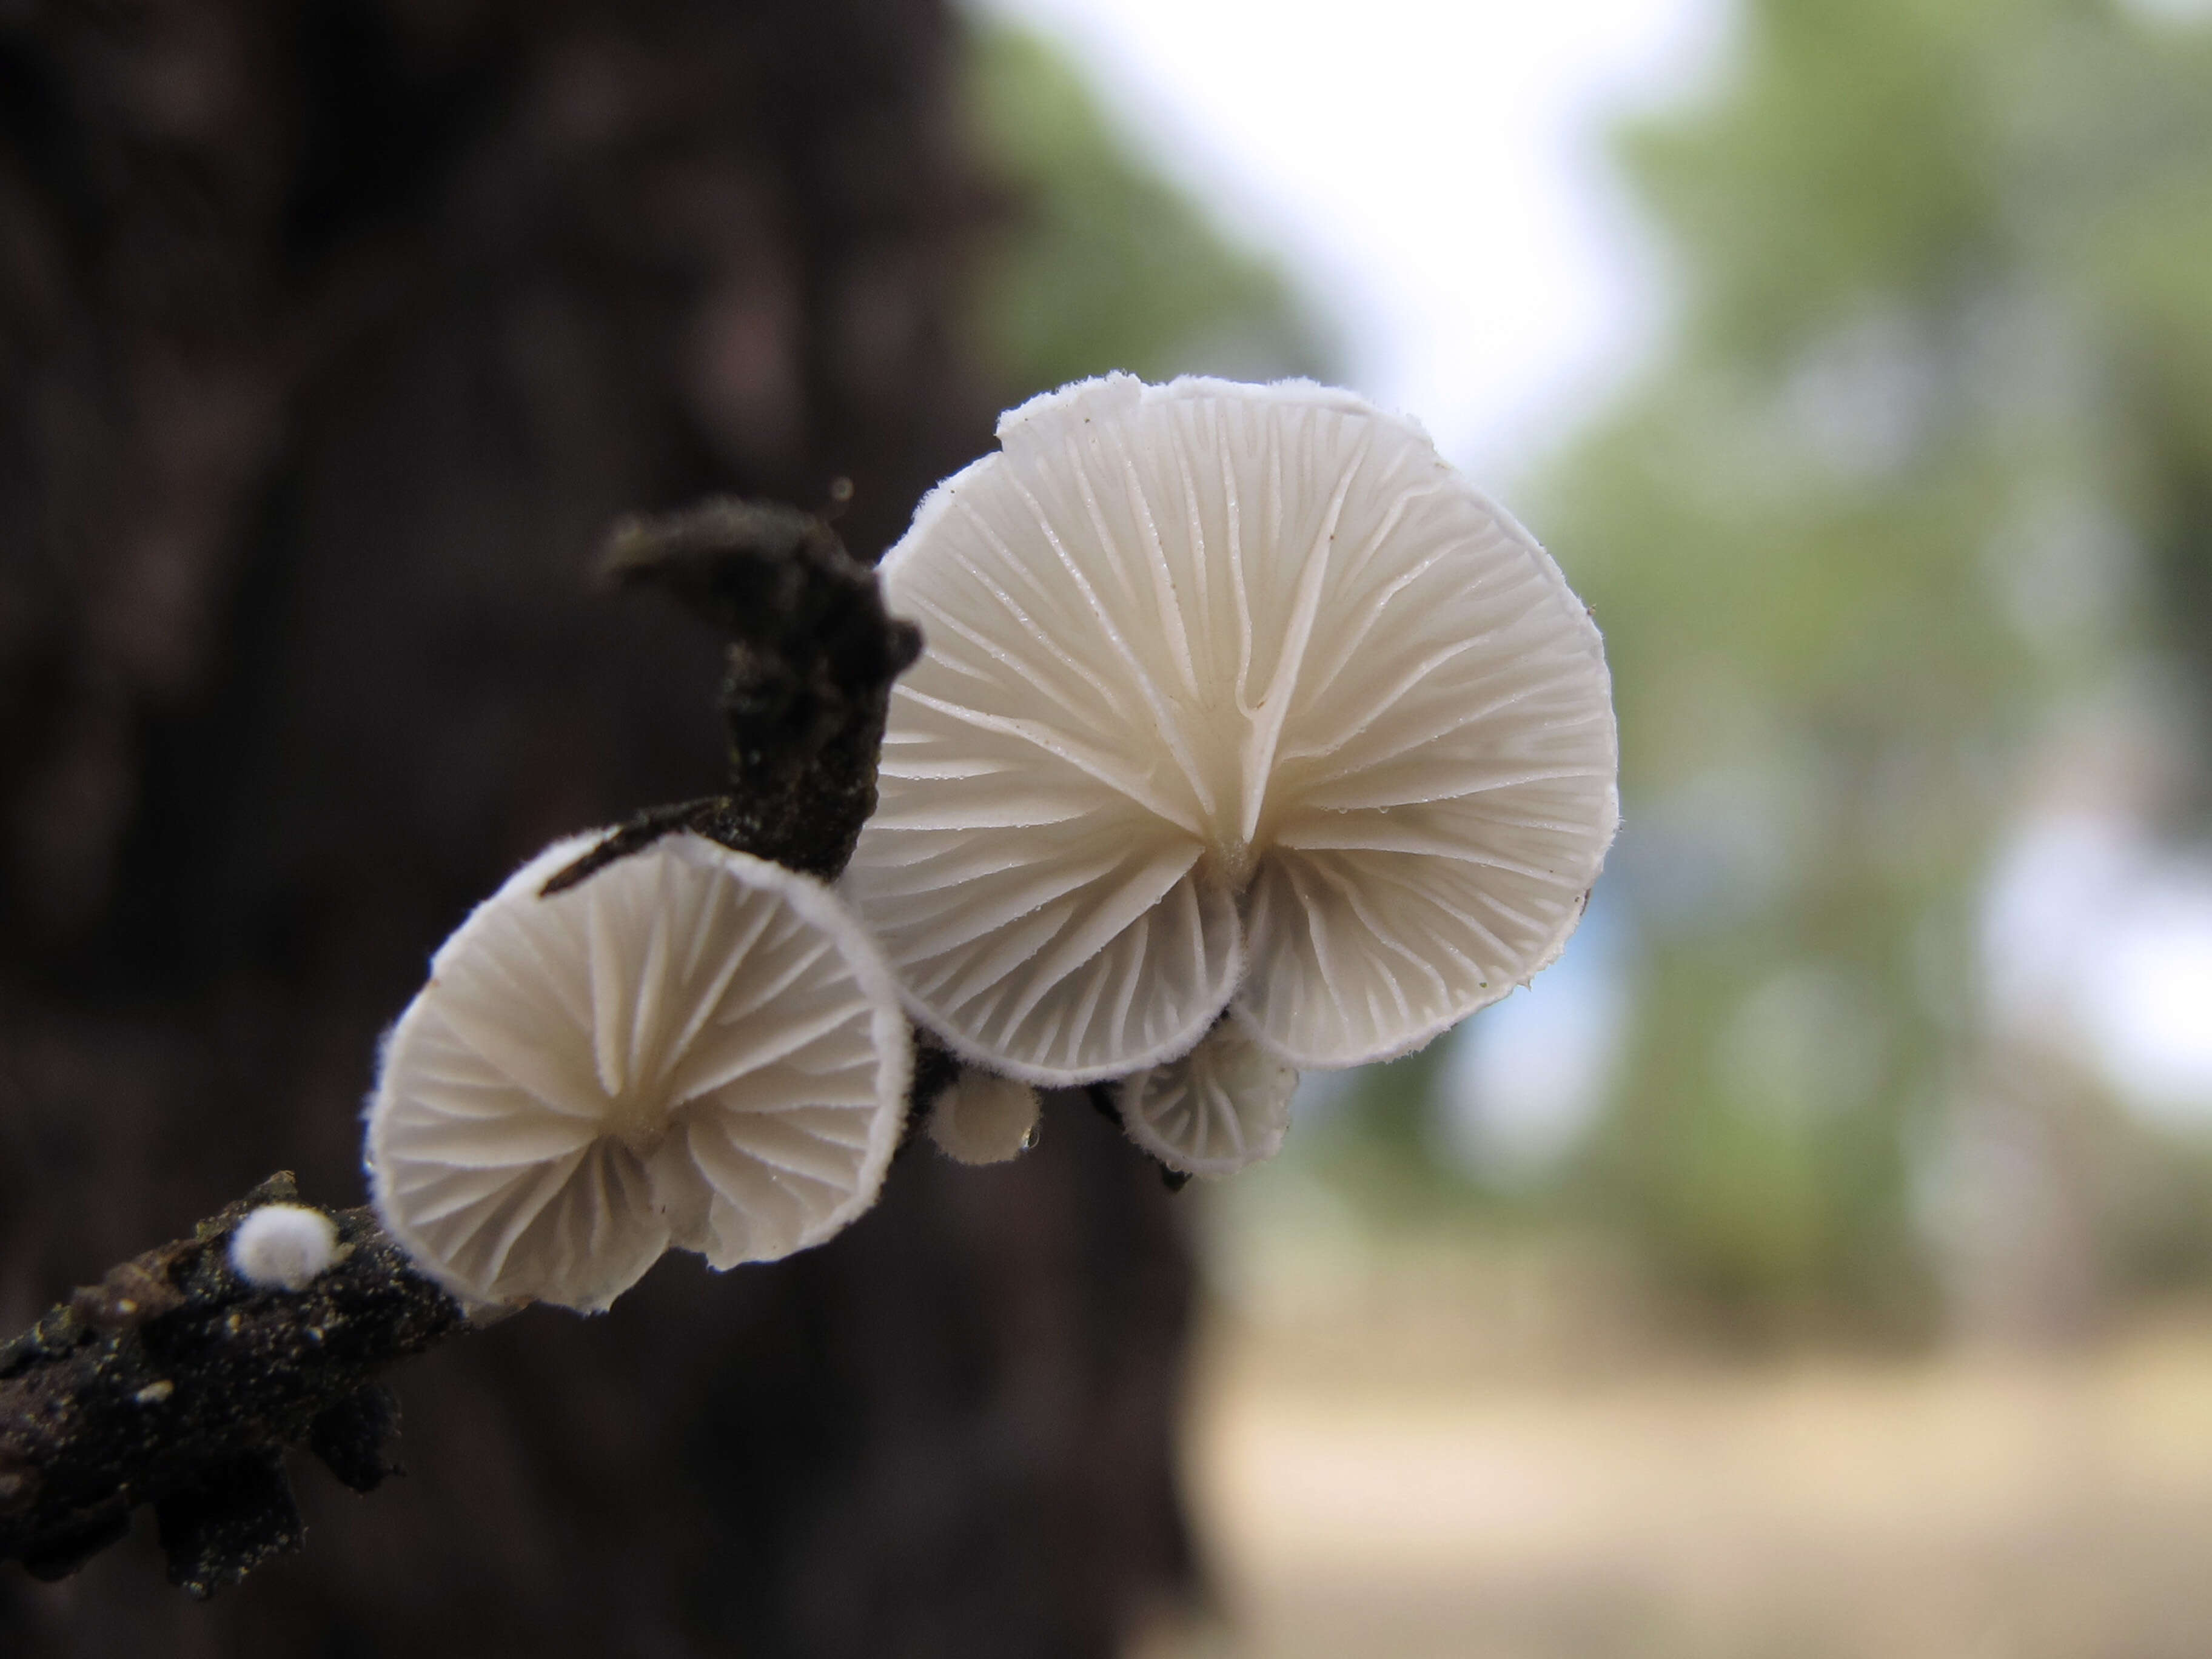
[1198,835,1258,901]
[609,1096,675,1159]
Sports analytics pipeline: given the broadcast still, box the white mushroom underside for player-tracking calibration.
[1118,1017,1298,1178]
[369,833,909,1312]
[843,375,1618,1081]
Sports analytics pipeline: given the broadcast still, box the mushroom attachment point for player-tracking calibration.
[1116,1018,1298,1179]
[842,373,1620,1084]
[366,831,911,1313]
[227,1205,341,1292]
[924,1069,1042,1165]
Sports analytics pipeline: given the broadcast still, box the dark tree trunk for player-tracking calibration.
[0,3,1198,1652]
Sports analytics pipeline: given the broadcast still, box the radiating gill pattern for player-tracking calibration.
[845,374,1617,1081]
[843,802,1241,1082]
[370,833,909,1310]
[1118,1017,1298,1178]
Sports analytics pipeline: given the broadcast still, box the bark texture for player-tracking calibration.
[0,2,1198,1652]
[0,1175,463,1598]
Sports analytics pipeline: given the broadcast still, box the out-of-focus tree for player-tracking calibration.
[1512,0,2212,1335]
[0,1,1330,1650]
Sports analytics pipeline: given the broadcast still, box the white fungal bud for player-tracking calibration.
[924,1069,1041,1165]
[843,373,1618,1084]
[366,831,912,1313]
[229,1204,341,1292]
[1117,1019,1297,1179]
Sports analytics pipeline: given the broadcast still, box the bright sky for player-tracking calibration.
[972,0,1728,477]
[1986,810,2212,1119]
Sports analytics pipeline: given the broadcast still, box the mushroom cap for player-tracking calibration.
[842,372,1618,1081]
[367,831,911,1312]
[923,1068,1042,1165]
[229,1204,341,1292]
[1116,1016,1297,1179]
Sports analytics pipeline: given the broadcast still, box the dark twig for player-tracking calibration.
[597,498,923,880]
[0,1173,464,1596]
[1,499,925,1594]
[897,1040,965,1159]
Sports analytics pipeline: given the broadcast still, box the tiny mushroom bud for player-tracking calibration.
[925,1068,1041,1165]
[229,1205,341,1292]
[843,373,1619,1084]
[1117,1017,1297,1179]
[366,831,911,1313]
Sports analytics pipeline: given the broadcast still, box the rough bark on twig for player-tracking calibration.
[0,502,919,1594]
[0,1174,463,1597]
[546,499,923,888]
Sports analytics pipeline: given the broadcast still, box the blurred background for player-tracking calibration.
[970,0,2212,1654]
[5,0,2212,1654]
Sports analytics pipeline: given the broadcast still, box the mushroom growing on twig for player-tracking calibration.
[1116,1017,1298,1179]
[366,831,911,1313]
[842,373,1618,1086]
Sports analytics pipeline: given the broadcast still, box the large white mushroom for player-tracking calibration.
[367,831,911,1313]
[842,372,1618,1085]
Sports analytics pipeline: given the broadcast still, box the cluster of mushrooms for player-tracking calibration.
[364,374,1621,1314]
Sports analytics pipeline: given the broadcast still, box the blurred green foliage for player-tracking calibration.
[959,2,2212,1338]
[1531,0,2212,1332]
[960,16,1333,400]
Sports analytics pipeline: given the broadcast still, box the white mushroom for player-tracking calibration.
[367,831,911,1313]
[1116,1017,1297,1179]
[229,1204,342,1292]
[842,373,1618,1084]
[923,1068,1041,1165]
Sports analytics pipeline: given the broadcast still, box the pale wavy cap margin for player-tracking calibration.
[855,372,1619,1083]
[1118,1016,1298,1179]
[716,845,913,1251]
[366,832,912,1313]
[879,373,1430,591]
[1214,381,1618,1070]
[1237,545,1619,1076]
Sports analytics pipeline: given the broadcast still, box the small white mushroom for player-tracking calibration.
[924,1068,1041,1165]
[843,373,1618,1083]
[1116,1018,1298,1178]
[229,1204,341,1292]
[366,831,911,1313]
